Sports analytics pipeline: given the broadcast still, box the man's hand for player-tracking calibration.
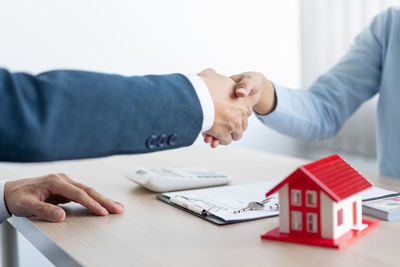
[198,69,253,147]
[231,72,276,115]
[4,173,124,222]
[199,70,275,148]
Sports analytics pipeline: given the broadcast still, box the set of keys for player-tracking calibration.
[233,197,279,214]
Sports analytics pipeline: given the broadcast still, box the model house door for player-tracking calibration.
[352,201,357,225]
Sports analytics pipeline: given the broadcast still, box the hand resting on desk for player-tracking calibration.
[4,173,124,222]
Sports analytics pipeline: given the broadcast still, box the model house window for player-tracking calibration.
[337,209,343,226]
[291,189,302,206]
[291,211,302,231]
[305,190,317,208]
[306,212,318,233]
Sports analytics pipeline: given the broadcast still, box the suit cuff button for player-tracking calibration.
[146,135,158,149]
[168,134,178,146]
[157,134,168,147]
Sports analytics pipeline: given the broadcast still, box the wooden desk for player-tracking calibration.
[2,147,399,267]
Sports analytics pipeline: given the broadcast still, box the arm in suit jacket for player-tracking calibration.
[0,68,205,162]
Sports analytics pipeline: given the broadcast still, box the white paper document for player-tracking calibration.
[362,186,400,202]
[163,179,280,222]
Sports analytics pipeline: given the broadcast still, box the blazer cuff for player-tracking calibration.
[0,180,11,224]
[184,74,215,133]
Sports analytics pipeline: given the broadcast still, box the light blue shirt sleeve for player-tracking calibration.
[257,9,386,141]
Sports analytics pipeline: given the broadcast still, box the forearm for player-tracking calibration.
[256,85,342,141]
[0,69,203,161]
[257,10,387,141]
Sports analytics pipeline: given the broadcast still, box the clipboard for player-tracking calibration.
[156,180,281,225]
[157,194,278,225]
[157,194,234,225]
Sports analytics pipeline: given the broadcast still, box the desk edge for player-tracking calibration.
[8,216,82,267]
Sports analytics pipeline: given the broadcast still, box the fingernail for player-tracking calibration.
[52,209,64,221]
[113,203,124,212]
[101,207,109,215]
[115,201,125,208]
[237,88,248,96]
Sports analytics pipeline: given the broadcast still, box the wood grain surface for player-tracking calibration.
[1,146,398,267]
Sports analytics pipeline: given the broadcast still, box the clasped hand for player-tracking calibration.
[198,69,275,148]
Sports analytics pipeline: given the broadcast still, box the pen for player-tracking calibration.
[170,196,208,216]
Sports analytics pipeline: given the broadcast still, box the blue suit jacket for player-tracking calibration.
[0,69,203,162]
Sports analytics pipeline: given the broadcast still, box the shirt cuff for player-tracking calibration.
[255,84,293,126]
[0,180,11,224]
[184,74,215,132]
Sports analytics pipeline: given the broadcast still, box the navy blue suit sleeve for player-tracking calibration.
[0,69,204,162]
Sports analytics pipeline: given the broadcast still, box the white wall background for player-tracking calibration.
[0,0,301,78]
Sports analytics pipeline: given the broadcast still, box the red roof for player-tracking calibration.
[266,154,372,202]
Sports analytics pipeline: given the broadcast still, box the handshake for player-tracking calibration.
[198,69,276,148]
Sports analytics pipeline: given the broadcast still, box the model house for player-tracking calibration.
[261,154,379,249]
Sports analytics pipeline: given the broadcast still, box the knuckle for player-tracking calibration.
[46,173,58,180]
[37,203,47,214]
[243,117,249,126]
[75,182,85,188]
[247,71,258,78]
[219,135,229,145]
[240,107,248,117]
[74,190,86,201]
[233,134,242,141]
[45,174,64,186]
[86,187,97,196]
[221,134,232,145]
[232,118,242,129]
[57,173,70,181]
[248,72,257,78]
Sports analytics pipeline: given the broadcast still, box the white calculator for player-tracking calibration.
[125,167,232,192]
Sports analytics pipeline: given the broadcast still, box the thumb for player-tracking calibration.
[29,199,66,222]
[233,76,254,97]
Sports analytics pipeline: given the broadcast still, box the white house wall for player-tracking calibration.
[332,193,362,239]
[320,192,362,239]
[278,184,289,233]
[320,192,334,239]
